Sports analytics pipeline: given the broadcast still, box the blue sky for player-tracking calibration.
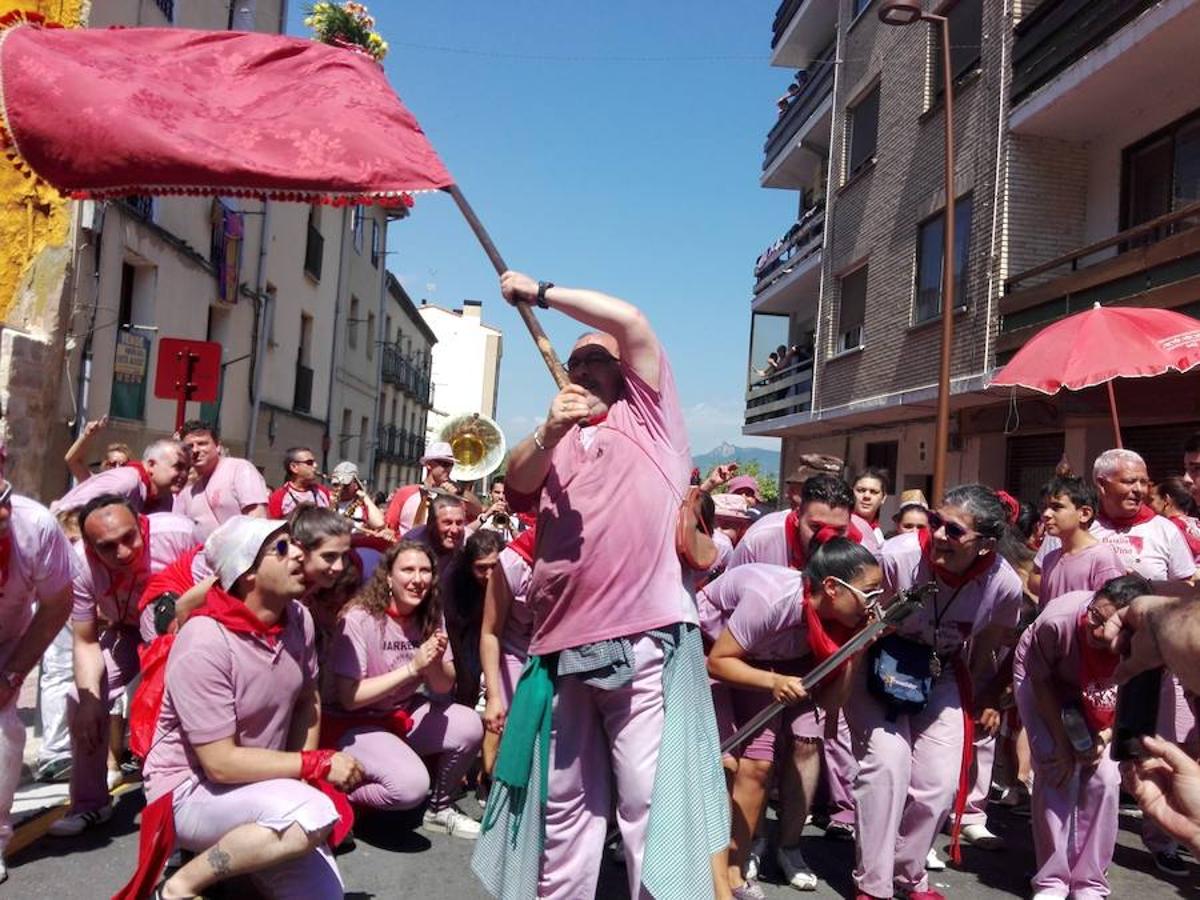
[287,2,795,454]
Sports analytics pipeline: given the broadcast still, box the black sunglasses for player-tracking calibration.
[927,511,979,543]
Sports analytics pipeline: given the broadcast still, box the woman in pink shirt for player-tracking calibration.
[328,541,484,839]
[705,539,881,898]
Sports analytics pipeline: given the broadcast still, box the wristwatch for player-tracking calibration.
[0,670,24,691]
[536,281,554,309]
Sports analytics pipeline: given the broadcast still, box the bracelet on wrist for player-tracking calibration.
[533,427,548,452]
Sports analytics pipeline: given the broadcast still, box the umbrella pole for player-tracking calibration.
[1107,381,1123,449]
[442,185,569,389]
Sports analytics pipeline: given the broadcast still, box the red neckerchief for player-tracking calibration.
[85,514,153,624]
[125,461,155,497]
[137,545,201,613]
[508,525,537,565]
[1168,514,1200,557]
[800,586,854,668]
[1076,610,1120,733]
[191,584,286,646]
[918,527,994,589]
[1097,503,1157,530]
[0,533,11,590]
[585,411,608,427]
[785,511,863,570]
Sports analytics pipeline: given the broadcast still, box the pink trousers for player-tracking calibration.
[171,775,343,899]
[821,711,857,826]
[846,670,964,898]
[539,634,664,900]
[1143,674,1197,854]
[497,649,526,708]
[960,732,996,827]
[0,694,24,855]
[66,627,141,814]
[1016,685,1119,899]
[336,697,483,812]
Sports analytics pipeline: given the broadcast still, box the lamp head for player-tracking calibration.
[879,1,925,25]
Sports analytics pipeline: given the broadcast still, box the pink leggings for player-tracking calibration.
[171,776,342,899]
[336,697,483,812]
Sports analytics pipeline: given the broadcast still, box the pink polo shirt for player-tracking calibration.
[0,495,74,667]
[497,547,534,657]
[142,599,318,802]
[330,606,452,714]
[850,513,884,556]
[70,512,196,628]
[727,510,790,570]
[880,532,1023,655]
[1013,590,1093,692]
[174,456,269,540]
[1038,541,1125,605]
[51,466,172,516]
[697,564,808,660]
[517,350,695,655]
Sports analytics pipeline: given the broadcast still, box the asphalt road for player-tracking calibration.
[4,788,1196,898]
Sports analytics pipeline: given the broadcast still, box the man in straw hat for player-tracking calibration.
[384,441,457,532]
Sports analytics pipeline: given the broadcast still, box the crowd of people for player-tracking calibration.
[0,271,1198,900]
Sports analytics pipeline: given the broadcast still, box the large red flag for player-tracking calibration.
[0,16,453,203]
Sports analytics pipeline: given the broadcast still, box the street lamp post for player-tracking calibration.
[880,1,956,504]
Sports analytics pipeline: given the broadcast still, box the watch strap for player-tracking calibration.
[536,281,554,309]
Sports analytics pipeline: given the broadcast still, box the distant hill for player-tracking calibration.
[693,442,780,476]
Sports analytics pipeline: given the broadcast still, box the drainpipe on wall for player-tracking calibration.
[73,201,107,441]
[322,207,350,473]
[244,200,272,459]
[371,216,389,485]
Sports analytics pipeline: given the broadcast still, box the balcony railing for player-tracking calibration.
[771,0,804,50]
[753,204,825,298]
[1012,0,1158,105]
[763,40,835,173]
[304,224,323,281]
[293,362,314,414]
[744,360,814,427]
[999,199,1200,354]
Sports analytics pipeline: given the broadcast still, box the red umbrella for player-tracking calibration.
[0,14,568,385]
[989,303,1200,447]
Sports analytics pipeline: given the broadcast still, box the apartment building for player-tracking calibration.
[419,301,502,445]
[747,0,1200,511]
[374,273,437,493]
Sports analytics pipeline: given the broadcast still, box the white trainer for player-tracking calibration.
[745,834,768,881]
[776,845,818,891]
[925,846,946,870]
[422,806,481,840]
[961,822,1005,850]
[48,804,114,837]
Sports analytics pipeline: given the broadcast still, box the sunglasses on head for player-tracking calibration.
[927,511,979,543]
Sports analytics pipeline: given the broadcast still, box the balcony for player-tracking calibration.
[381,343,402,387]
[1010,0,1200,139]
[998,199,1200,360]
[752,205,825,315]
[293,362,313,414]
[771,0,838,69]
[762,40,834,189]
[304,224,324,281]
[743,361,814,431]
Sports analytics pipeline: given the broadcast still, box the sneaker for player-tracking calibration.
[422,806,481,840]
[34,757,72,783]
[961,822,1004,851]
[776,845,818,891]
[0,857,6,885]
[48,804,114,836]
[732,881,766,900]
[745,835,768,881]
[1154,849,1188,876]
[925,847,946,871]
[824,820,854,841]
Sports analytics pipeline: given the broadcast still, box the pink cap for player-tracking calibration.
[726,475,760,498]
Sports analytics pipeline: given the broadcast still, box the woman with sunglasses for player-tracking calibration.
[326,541,484,838]
[849,484,1024,900]
[702,538,881,899]
[1013,573,1151,899]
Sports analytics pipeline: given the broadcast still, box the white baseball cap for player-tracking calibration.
[329,461,359,486]
[204,516,288,591]
[421,441,455,466]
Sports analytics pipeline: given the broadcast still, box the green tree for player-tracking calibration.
[705,458,778,505]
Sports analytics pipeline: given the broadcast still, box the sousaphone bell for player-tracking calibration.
[438,412,506,482]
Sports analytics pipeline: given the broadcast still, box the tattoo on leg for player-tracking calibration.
[207,845,233,877]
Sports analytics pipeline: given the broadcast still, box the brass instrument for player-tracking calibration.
[437,412,506,483]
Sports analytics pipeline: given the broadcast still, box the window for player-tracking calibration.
[366,312,376,360]
[360,416,370,465]
[932,0,982,97]
[838,265,868,352]
[348,297,359,349]
[853,0,873,17]
[846,83,880,177]
[1123,110,1200,230]
[126,196,155,221]
[370,220,382,267]
[352,207,364,253]
[118,263,136,328]
[299,313,314,366]
[914,195,973,324]
[304,206,323,281]
[340,408,352,455]
[154,0,175,22]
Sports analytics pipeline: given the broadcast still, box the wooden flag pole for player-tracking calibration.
[443,185,569,389]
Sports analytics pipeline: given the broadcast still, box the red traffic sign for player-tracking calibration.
[153,338,222,403]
